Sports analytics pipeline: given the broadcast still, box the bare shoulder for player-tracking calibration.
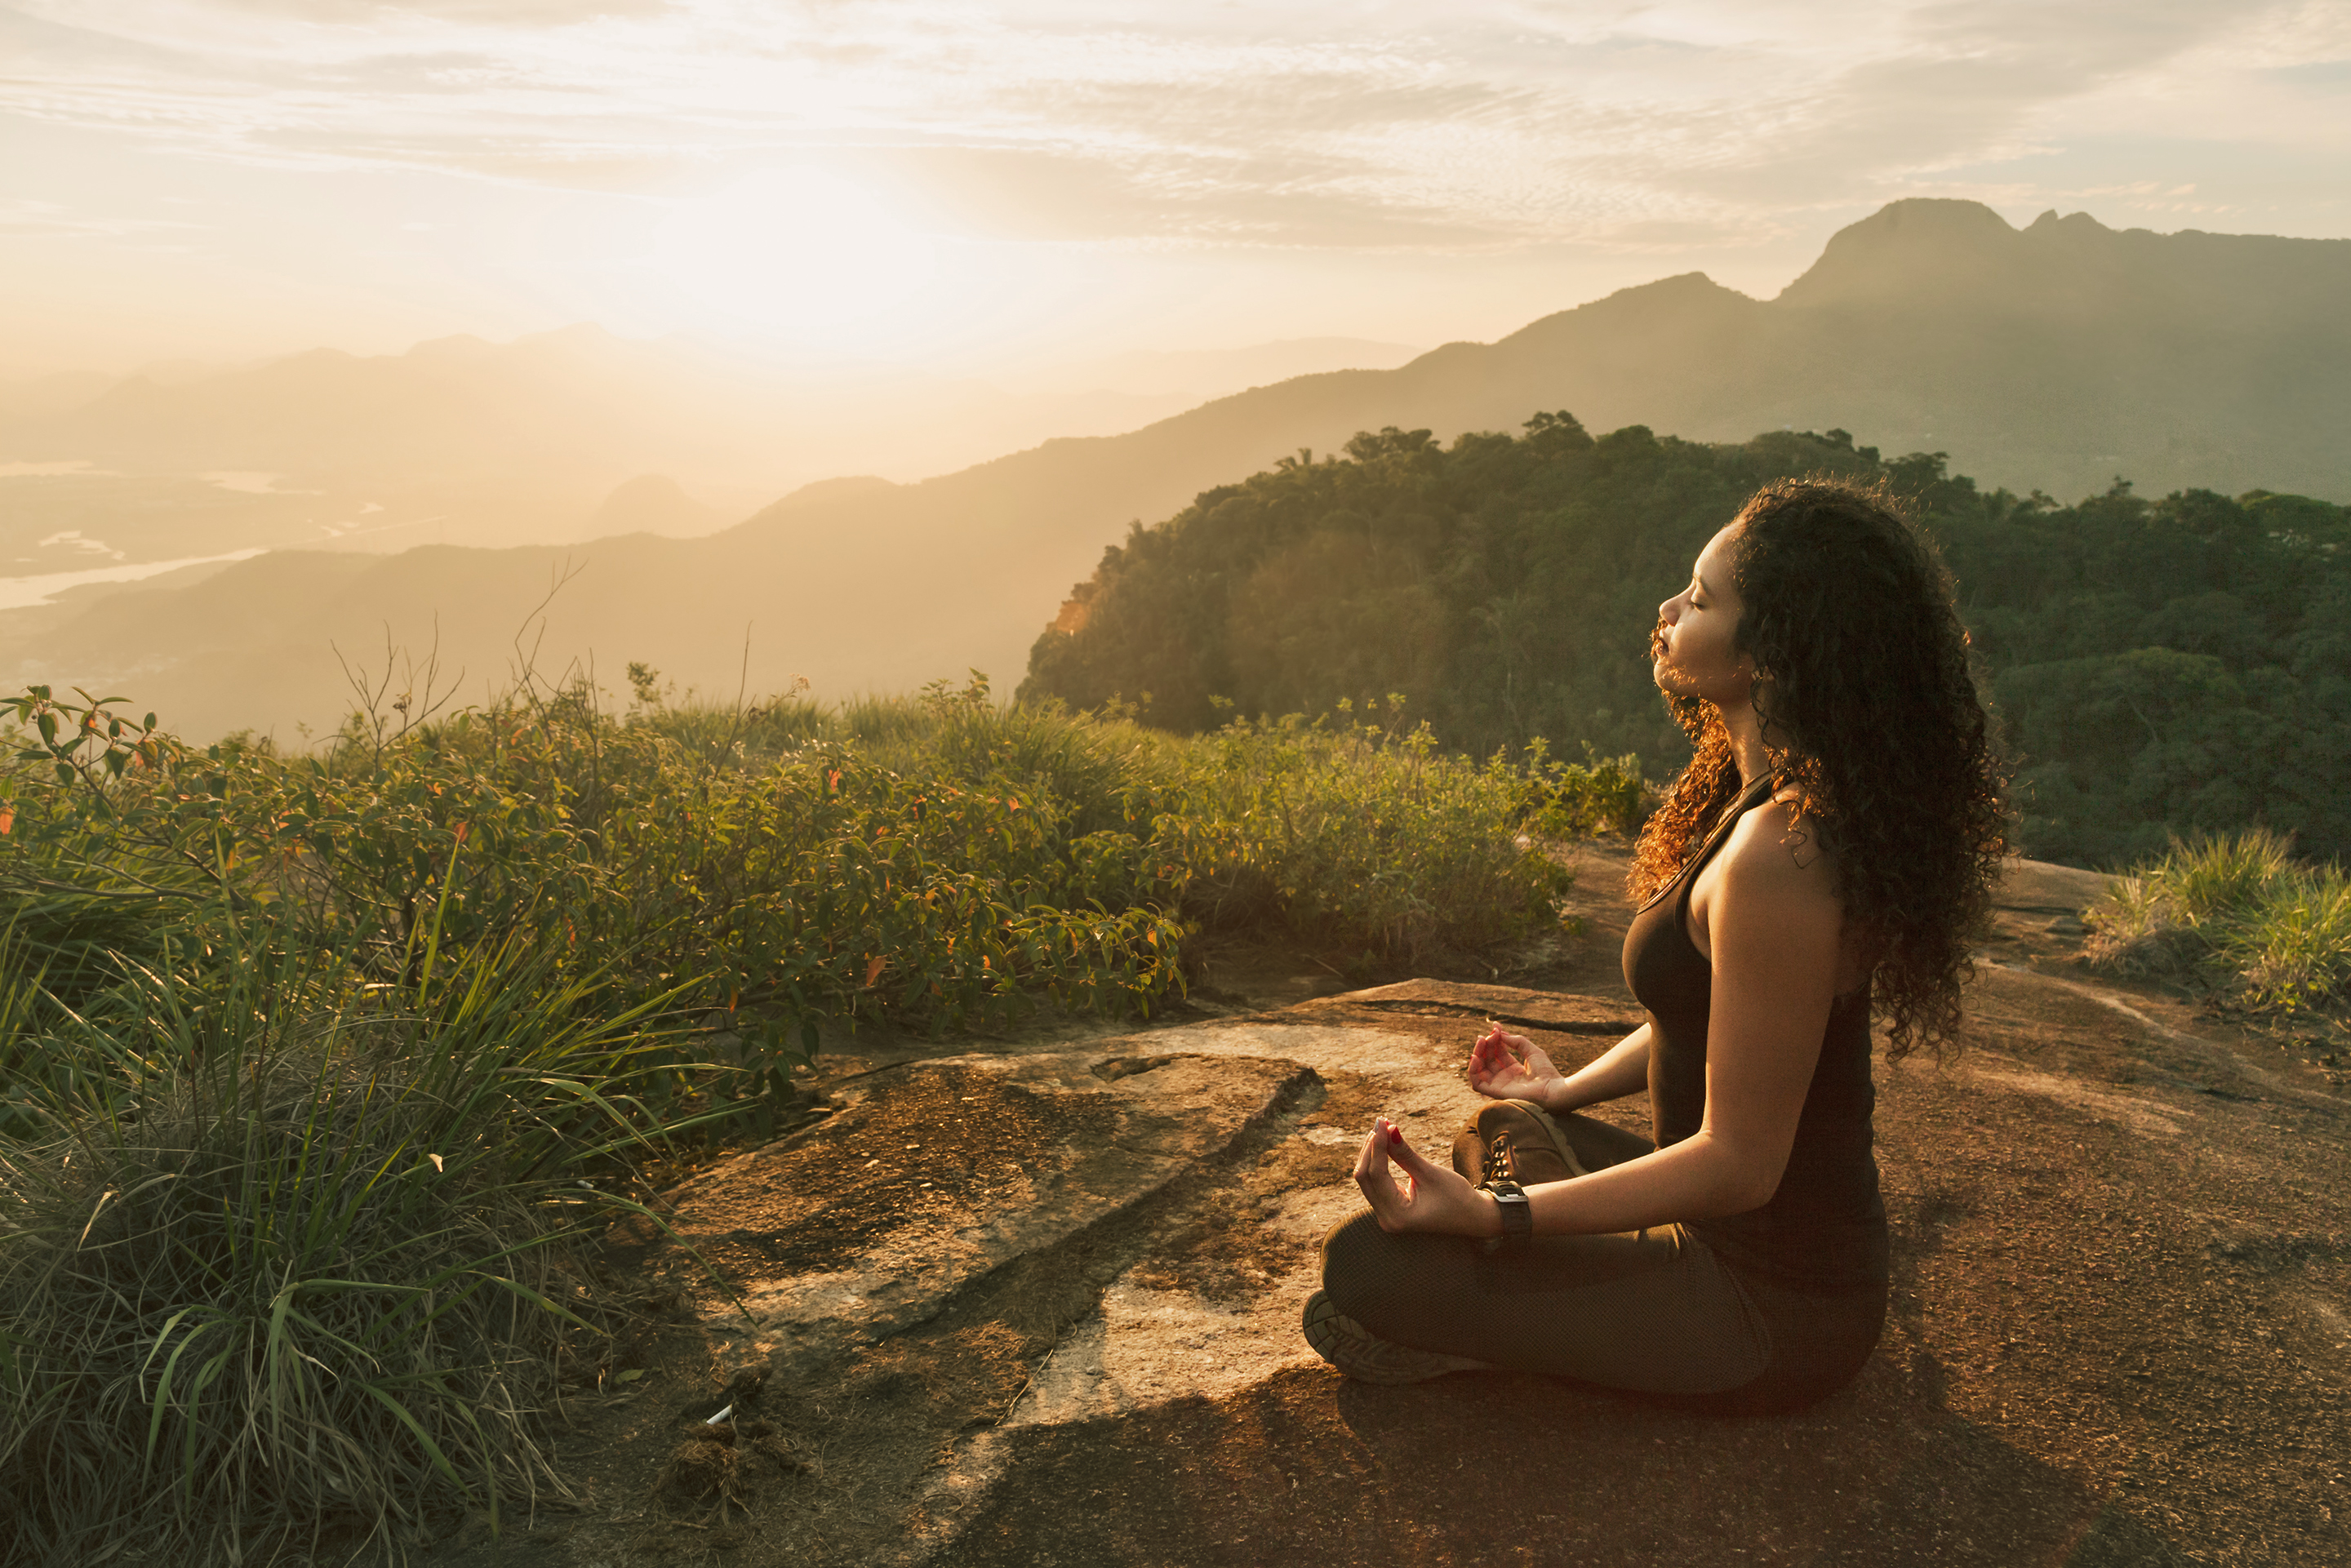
[1713,792,1842,913]
[1687,793,1842,966]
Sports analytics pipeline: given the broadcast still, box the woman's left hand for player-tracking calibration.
[1353,1116,1500,1237]
[1468,1026,1561,1103]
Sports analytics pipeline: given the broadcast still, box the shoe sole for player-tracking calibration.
[1301,1290,1491,1384]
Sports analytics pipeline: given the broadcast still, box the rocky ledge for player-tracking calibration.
[452,862,2350,1568]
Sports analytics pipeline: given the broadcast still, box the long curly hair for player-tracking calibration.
[1629,478,2007,1060]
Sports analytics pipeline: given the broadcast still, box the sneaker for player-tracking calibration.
[1300,1290,1493,1384]
[1449,1099,1584,1188]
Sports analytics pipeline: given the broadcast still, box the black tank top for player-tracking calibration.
[1623,776,1890,1290]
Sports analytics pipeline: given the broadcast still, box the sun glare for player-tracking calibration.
[647,169,941,351]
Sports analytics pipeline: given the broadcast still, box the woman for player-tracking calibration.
[1304,478,2004,1414]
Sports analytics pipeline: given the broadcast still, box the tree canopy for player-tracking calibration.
[1021,417,2351,868]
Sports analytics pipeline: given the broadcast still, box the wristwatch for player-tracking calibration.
[1480,1179,1531,1253]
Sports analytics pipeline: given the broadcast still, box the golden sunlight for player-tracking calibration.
[646,167,941,349]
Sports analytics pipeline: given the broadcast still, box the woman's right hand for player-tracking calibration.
[1468,1025,1562,1104]
[1354,1117,1497,1237]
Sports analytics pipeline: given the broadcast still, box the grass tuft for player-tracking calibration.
[2085,830,2351,1018]
[0,934,697,1566]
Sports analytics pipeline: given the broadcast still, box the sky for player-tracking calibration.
[3,0,2349,378]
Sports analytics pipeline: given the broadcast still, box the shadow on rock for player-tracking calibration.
[937,1358,2189,1568]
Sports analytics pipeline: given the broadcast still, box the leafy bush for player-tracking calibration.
[2085,831,2350,1017]
[1162,701,1576,967]
[0,681,1189,1099]
[1524,745,1649,841]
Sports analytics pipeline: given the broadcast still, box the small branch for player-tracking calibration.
[11,876,203,903]
[997,1339,1060,1427]
[511,557,589,716]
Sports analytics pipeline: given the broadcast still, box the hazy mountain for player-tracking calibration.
[0,327,1198,570]
[8,199,2347,740]
[0,371,117,422]
[584,475,722,539]
[1002,338,1423,400]
[0,332,1414,575]
[1248,198,2351,506]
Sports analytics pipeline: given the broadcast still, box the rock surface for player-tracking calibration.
[606,1049,1314,1385]
[448,860,2351,1567]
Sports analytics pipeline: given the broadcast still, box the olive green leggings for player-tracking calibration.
[1318,1109,1885,1415]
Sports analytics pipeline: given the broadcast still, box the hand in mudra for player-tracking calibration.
[1468,1024,1561,1102]
[1353,1116,1493,1236]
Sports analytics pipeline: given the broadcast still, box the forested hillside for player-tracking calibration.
[1020,418,2351,868]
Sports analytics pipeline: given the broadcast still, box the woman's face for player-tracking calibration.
[1652,524,1756,706]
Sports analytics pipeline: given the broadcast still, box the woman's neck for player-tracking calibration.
[1714,696,1772,788]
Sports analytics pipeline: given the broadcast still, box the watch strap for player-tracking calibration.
[1480,1178,1532,1251]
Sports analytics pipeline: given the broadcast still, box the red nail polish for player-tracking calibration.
[1387,1127,1403,1147]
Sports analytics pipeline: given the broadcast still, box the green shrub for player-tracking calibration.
[2,676,1605,1068]
[0,681,1189,1097]
[1524,745,1649,840]
[1165,702,1577,966]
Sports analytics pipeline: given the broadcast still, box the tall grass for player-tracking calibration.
[0,931,700,1564]
[2084,830,2351,1017]
[0,673,1613,1560]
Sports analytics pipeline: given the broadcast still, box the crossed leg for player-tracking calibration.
[1318,1110,1775,1397]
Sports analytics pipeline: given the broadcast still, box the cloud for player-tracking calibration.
[0,197,201,241]
[104,0,676,25]
[0,0,2337,254]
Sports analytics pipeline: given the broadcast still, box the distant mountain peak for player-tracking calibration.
[1869,196,2017,232]
[1500,271,1753,347]
[1775,198,2028,308]
[408,334,496,360]
[738,473,898,525]
[513,322,632,356]
[2024,208,2109,233]
[1620,270,1741,297]
[586,473,720,539]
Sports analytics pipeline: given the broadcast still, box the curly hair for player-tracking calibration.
[1629,478,2007,1060]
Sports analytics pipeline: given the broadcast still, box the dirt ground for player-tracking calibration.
[433,845,2351,1568]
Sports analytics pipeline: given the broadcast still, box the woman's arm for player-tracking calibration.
[1546,1024,1652,1113]
[1360,804,1843,1238]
